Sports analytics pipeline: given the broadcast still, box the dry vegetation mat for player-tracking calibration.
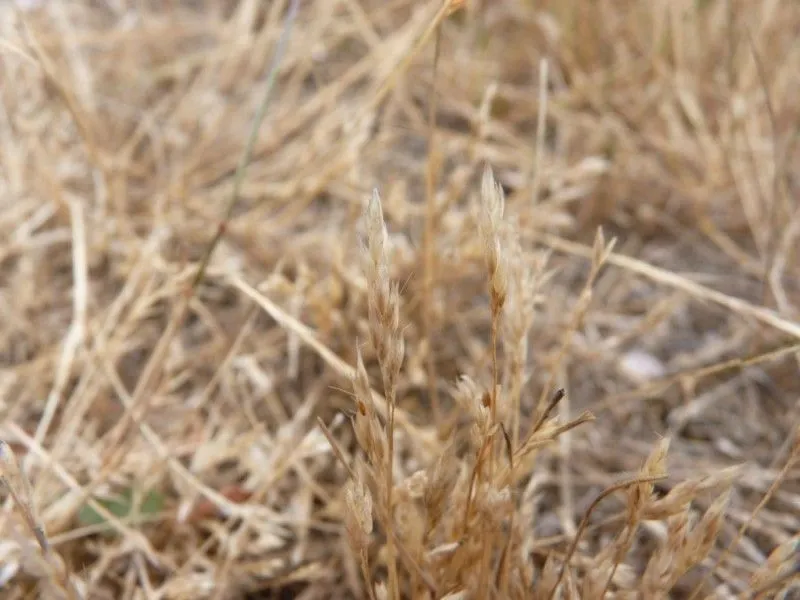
[1,0,800,598]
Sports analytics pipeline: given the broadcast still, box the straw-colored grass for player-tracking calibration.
[1,0,800,598]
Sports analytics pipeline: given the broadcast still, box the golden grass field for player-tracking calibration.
[1,0,800,598]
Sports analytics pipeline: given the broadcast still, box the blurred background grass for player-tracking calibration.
[1,0,799,597]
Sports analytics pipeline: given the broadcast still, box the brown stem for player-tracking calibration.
[548,474,666,600]
[423,22,443,431]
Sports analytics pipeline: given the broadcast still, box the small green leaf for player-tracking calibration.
[140,488,165,516]
[77,487,165,534]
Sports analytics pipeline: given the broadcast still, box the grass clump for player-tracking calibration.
[333,168,748,599]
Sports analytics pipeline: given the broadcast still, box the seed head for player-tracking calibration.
[344,478,374,552]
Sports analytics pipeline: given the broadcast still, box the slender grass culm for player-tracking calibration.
[1,441,81,599]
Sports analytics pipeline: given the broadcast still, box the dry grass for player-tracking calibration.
[1,0,800,598]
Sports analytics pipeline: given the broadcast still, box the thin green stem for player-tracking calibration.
[190,0,301,292]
